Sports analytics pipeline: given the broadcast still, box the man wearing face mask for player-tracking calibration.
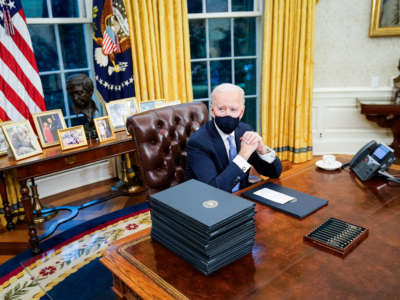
[186,83,282,193]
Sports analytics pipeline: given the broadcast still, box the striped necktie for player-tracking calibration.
[227,136,240,192]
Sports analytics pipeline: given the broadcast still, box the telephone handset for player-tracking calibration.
[349,140,396,181]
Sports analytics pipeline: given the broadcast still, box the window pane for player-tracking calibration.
[51,0,79,17]
[22,0,48,17]
[41,74,65,113]
[242,97,257,130]
[29,25,59,72]
[192,62,208,99]
[235,59,256,95]
[209,19,231,58]
[206,0,227,12]
[189,20,206,59]
[234,18,256,56]
[188,0,202,13]
[210,60,231,90]
[59,24,88,69]
[232,0,254,11]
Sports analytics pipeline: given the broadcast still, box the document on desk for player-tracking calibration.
[242,182,328,219]
[253,188,295,204]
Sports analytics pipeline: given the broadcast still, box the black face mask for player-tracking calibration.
[214,116,240,134]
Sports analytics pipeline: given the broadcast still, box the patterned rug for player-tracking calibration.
[0,202,151,300]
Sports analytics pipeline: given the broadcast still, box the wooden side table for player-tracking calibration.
[358,98,400,159]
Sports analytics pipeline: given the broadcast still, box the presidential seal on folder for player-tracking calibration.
[149,179,256,275]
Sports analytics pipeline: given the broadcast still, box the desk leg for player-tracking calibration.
[19,179,41,254]
[1,172,15,230]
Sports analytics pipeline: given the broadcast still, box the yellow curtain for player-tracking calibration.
[261,0,316,163]
[125,0,193,103]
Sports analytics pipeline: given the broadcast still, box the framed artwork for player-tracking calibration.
[32,109,67,148]
[0,126,9,156]
[58,125,88,150]
[94,116,115,142]
[106,98,139,132]
[369,0,400,37]
[139,99,165,112]
[2,120,42,160]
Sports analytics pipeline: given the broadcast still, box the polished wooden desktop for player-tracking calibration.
[101,156,400,299]
[0,131,136,254]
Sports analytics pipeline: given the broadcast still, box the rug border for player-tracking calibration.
[0,202,149,284]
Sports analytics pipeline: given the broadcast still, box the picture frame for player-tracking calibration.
[369,0,400,37]
[139,99,165,112]
[94,116,115,142]
[32,109,67,148]
[2,120,42,160]
[58,125,88,150]
[105,98,139,132]
[0,126,9,156]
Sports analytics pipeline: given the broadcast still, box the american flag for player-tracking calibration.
[0,0,46,123]
[102,26,120,55]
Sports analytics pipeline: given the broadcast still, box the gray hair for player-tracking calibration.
[210,83,245,106]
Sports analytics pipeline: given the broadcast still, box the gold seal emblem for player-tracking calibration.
[202,200,218,208]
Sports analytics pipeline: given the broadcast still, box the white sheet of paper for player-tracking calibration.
[253,188,295,204]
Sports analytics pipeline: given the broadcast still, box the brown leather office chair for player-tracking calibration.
[126,102,208,195]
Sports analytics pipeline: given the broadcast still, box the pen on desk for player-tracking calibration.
[310,232,346,248]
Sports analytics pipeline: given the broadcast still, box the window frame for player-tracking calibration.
[188,0,263,131]
[25,0,96,126]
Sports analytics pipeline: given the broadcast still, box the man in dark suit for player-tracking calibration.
[186,83,282,192]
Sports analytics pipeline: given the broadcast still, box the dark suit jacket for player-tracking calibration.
[186,120,282,192]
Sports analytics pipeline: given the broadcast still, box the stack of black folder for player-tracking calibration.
[150,179,256,275]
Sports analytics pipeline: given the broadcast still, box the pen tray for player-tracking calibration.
[304,218,368,257]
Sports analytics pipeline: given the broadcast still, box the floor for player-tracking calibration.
[0,178,147,265]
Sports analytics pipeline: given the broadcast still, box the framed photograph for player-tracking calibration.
[32,109,67,148]
[2,120,42,160]
[106,98,139,132]
[94,116,115,142]
[139,99,165,112]
[369,0,400,37]
[0,126,9,156]
[58,125,88,150]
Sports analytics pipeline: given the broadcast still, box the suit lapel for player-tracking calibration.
[235,124,245,153]
[208,121,229,167]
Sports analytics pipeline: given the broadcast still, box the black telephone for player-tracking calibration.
[349,141,396,181]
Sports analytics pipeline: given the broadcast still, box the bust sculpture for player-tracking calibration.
[66,74,98,137]
[393,59,400,104]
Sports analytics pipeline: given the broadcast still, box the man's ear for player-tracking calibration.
[210,104,215,118]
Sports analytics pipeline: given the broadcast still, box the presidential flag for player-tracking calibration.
[92,0,134,102]
[0,0,46,123]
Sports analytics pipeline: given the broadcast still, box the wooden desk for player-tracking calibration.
[101,156,400,299]
[358,98,400,159]
[0,131,136,254]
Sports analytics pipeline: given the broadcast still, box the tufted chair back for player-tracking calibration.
[126,102,208,195]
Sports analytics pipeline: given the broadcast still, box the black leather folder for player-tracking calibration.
[150,205,255,241]
[151,229,254,275]
[150,179,255,232]
[242,182,328,219]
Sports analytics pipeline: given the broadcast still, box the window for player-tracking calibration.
[188,0,262,130]
[23,0,95,126]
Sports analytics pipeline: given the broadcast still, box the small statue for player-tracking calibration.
[393,59,400,104]
[66,74,99,138]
